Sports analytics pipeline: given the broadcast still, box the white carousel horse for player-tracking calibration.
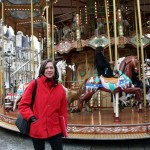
[146,93,150,106]
[12,83,29,111]
[56,60,69,97]
[62,26,71,40]
[56,60,67,83]
[95,19,104,36]
[68,63,76,81]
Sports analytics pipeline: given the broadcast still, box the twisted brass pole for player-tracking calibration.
[1,1,5,106]
[136,0,147,123]
[31,0,35,79]
[105,0,112,63]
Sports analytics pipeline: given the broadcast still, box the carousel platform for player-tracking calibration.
[0,106,150,140]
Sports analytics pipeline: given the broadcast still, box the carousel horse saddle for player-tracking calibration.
[102,76,118,84]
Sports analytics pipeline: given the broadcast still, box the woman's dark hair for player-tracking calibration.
[38,59,59,84]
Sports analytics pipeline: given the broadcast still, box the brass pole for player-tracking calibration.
[31,0,35,79]
[105,0,112,62]
[51,0,54,61]
[134,0,140,78]
[46,2,50,59]
[136,0,146,107]
[1,1,5,105]
[134,0,139,59]
[136,0,147,123]
[113,0,118,67]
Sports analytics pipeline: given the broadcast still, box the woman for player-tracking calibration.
[18,59,68,150]
[95,46,114,77]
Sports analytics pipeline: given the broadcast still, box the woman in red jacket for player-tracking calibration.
[18,59,68,150]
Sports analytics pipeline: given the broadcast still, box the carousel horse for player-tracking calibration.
[117,57,150,108]
[71,56,143,122]
[56,60,69,97]
[146,93,150,106]
[95,19,104,36]
[67,83,99,112]
[56,60,67,83]
[86,57,134,110]
[57,61,89,110]
[114,57,135,108]
[67,81,87,111]
[62,26,71,40]
[12,83,29,111]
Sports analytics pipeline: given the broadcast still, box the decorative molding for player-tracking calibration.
[67,124,149,134]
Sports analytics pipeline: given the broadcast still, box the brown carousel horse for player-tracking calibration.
[71,56,143,122]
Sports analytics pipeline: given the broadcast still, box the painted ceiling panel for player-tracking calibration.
[7,0,39,4]
[11,11,40,19]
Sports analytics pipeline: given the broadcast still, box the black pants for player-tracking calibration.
[32,133,63,150]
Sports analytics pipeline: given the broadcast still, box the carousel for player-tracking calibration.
[0,0,150,140]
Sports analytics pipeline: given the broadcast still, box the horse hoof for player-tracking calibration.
[76,109,81,113]
[70,108,76,113]
[132,101,141,108]
[131,103,136,108]
[70,108,81,113]
[119,103,125,109]
[138,109,143,113]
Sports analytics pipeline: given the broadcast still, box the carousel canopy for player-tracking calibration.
[0,0,149,36]
[0,0,150,57]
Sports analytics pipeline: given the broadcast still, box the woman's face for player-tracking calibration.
[44,62,55,79]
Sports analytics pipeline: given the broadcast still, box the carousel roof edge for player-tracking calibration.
[54,35,150,54]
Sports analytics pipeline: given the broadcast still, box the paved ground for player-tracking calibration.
[0,127,150,150]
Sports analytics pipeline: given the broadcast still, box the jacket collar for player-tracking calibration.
[40,75,48,82]
[40,75,55,88]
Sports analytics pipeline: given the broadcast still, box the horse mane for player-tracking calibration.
[119,56,138,79]
[119,56,135,70]
[56,60,63,67]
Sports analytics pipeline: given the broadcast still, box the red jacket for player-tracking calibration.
[18,75,68,139]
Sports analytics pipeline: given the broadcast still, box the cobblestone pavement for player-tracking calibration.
[0,127,150,150]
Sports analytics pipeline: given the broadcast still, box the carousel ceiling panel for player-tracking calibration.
[89,35,109,48]
[130,34,150,48]
[10,10,40,19]
[19,22,43,29]
[6,0,39,5]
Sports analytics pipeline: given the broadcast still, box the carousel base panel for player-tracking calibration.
[67,133,150,140]
[0,107,150,140]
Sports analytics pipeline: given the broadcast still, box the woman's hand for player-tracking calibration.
[29,116,37,123]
